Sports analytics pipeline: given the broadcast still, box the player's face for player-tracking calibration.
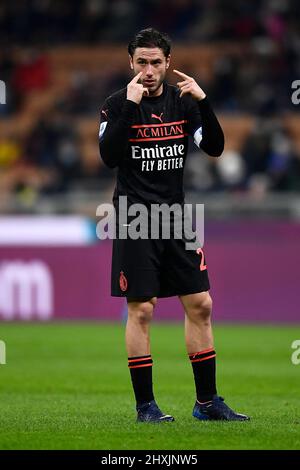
[129,47,170,96]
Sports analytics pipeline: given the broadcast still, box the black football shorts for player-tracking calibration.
[111,212,210,298]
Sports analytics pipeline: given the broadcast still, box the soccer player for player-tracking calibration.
[99,28,249,422]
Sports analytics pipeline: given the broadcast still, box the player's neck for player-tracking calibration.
[149,83,164,97]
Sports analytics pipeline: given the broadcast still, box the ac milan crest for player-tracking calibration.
[119,271,128,292]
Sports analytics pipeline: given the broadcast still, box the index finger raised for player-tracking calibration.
[173,69,191,80]
[129,71,143,84]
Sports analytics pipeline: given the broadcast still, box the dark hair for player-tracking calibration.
[128,28,171,57]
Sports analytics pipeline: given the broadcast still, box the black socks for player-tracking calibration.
[128,348,217,407]
[128,354,154,406]
[188,348,217,402]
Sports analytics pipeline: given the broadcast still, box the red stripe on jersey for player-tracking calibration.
[129,134,188,143]
[131,120,187,129]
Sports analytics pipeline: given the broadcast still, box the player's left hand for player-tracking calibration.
[173,69,206,101]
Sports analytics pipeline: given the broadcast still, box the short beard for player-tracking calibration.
[148,77,165,96]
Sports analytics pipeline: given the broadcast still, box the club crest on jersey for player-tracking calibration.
[119,271,128,292]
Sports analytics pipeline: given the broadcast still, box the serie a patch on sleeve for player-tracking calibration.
[193,127,203,148]
[99,121,108,138]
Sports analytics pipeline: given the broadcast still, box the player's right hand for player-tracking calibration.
[127,71,149,104]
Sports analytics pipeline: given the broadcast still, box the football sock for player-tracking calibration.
[128,354,154,406]
[188,347,217,402]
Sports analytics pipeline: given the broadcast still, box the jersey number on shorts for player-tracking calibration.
[196,248,207,271]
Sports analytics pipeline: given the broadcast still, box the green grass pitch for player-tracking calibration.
[0,322,299,450]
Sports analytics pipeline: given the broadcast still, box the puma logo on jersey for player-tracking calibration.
[101,109,108,119]
[151,112,164,123]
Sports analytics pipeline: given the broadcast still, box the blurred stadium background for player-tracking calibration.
[1,0,300,452]
[0,0,300,322]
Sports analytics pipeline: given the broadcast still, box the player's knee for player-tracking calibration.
[133,303,154,324]
[128,297,156,324]
[189,292,212,321]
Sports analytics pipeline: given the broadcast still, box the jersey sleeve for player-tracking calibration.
[185,96,224,157]
[99,97,138,168]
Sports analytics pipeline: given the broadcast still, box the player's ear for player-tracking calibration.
[166,55,171,69]
[129,55,134,70]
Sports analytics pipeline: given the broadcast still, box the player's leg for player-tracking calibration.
[111,227,174,421]
[126,296,156,357]
[126,296,174,423]
[126,296,155,409]
[179,291,249,421]
[181,291,214,353]
[179,291,216,401]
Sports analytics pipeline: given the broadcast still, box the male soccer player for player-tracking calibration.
[99,28,249,422]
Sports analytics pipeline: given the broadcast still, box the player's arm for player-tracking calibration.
[99,72,149,169]
[99,98,137,169]
[174,69,224,157]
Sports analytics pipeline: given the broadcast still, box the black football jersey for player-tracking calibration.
[99,82,224,206]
